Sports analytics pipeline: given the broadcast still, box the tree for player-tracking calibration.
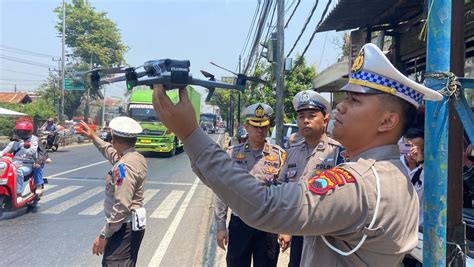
[54,0,128,120]
[54,0,128,68]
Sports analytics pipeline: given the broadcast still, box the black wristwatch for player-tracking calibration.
[99,233,107,240]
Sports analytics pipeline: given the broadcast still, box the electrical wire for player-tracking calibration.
[0,68,48,77]
[0,44,57,58]
[285,0,301,28]
[286,0,319,57]
[0,55,56,68]
[240,1,262,59]
[244,0,272,74]
[300,0,333,59]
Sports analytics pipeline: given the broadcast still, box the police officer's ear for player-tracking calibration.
[378,111,401,133]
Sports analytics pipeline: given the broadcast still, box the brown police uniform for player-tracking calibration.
[93,136,147,266]
[214,141,286,267]
[278,134,345,184]
[185,129,418,267]
[278,134,344,267]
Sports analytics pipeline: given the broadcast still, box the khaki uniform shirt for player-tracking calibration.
[185,129,419,266]
[214,142,286,231]
[278,134,344,184]
[93,137,148,238]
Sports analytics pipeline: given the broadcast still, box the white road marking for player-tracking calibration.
[143,189,160,206]
[40,186,82,203]
[42,187,103,214]
[149,190,184,219]
[45,160,108,178]
[46,177,192,186]
[148,178,200,267]
[43,184,57,191]
[79,188,161,216]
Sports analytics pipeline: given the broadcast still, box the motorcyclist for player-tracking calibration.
[42,118,58,148]
[0,121,39,196]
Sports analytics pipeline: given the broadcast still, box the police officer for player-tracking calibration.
[214,103,286,267]
[79,116,147,267]
[278,90,345,267]
[152,43,443,266]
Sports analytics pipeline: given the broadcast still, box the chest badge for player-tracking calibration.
[235,153,246,161]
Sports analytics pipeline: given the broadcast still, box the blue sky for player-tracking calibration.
[0,0,345,108]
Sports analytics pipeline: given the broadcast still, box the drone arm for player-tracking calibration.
[190,78,245,92]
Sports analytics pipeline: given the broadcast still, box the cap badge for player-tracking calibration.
[255,105,265,117]
[351,50,364,72]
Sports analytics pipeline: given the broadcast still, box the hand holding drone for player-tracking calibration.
[85,59,268,102]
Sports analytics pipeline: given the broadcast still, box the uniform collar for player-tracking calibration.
[300,134,328,153]
[243,141,270,154]
[350,145,400,162]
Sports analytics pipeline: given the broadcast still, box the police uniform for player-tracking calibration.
[186,43,443,266]
[278,91,345,267]
[214,103,286,267]
[93,116,147,267]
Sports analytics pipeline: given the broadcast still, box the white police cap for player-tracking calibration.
[293,90,330,113]
[242,103,273,127]
[109,116,142,138]
[341,43,443,108]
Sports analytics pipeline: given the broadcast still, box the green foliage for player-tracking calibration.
[209,56,315,125]
[53,0,128,119]
[54,0,128,67]
[0,103,21,136]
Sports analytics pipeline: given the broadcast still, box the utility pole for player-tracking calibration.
[446,0,466,265]
[102,87,106,126]
[237,55,242,128]
[51,58,62,118]
[84,54,92,123]
[275,0,285,146]
[423,0,452,265]
[60,0,66,122]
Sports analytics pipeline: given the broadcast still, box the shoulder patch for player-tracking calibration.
[307,167,356,195]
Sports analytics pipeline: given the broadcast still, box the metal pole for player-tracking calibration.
[275,0,284,146]
[102,87,106,127]
[446,0,466,265]
[423,0,451,265]
[61,0,65,122]
[237,55,242,128]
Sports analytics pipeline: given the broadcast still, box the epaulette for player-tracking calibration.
[327,136,343,148]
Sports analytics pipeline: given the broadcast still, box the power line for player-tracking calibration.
[244,0,272,74]
[300,0,333,59]
[0,68,48,78]
[286,0,319,57]
[240,1,262,59]
[285,0,297,13]
[0,44,58,58]
[0,78,46,82]
[0,55,56,68]
[285,0,301,28]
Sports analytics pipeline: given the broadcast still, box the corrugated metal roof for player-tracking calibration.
[0,92,32,104]
[316,0,424,32]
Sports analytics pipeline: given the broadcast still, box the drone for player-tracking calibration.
[80,59,267,102]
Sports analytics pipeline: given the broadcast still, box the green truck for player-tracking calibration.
[128,86,201,156]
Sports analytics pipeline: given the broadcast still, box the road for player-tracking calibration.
[0,134,221,267]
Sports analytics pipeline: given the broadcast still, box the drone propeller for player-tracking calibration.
[201,70,216,102]
[210,61,269,86]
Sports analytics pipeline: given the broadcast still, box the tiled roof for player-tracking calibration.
[0,92,32,103]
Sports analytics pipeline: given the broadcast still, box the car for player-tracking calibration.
[267,123,299,149]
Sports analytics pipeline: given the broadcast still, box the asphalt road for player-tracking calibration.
[0,134,221,267]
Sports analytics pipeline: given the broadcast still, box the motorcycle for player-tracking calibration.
[40,130,60,152]
[0,153,40,217]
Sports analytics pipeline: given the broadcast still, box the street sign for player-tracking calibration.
[64,78,85,91]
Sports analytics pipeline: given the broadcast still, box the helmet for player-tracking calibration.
[15,121,33,140]
[16,121,33,131]
[236,126,248,140]
[47,118,54,123]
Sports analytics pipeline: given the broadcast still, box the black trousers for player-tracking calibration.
[227,214,279,267]
[102,222,145,267]
[288,236,303,267]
